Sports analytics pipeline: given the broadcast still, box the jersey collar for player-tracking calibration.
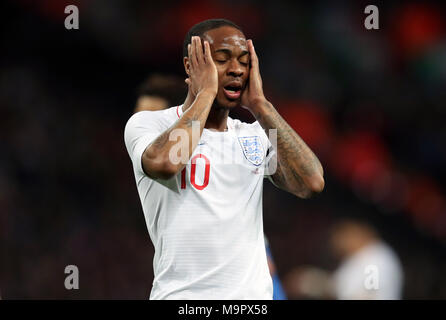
[176,105,183,118]
[176,104,233,132]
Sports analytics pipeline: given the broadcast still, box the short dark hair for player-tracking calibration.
[137,73,187,106]
[183,18,243,58]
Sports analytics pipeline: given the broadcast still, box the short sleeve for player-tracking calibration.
[124,111,167,176]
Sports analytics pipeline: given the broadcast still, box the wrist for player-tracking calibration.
[250,97,270,116]
[198,88,217,99]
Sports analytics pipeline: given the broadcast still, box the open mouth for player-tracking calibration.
[223,84,242,100]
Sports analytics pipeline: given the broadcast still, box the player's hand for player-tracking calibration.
[185,36,218,97]
[241,40,267,112]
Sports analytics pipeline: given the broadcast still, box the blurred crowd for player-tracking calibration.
[1,0,446,298]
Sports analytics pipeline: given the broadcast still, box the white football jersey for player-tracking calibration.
[333,241,403,300]
[124,105,274,300]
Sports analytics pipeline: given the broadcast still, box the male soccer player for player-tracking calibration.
[134,72,287,299]
[124,19,324,299]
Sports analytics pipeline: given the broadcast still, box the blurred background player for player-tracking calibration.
[134,73,187,113]
[330,219,403,299]
[284,219,403,300]
[134,72,287,299]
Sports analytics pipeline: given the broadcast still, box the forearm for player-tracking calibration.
[142,91,215,179]
[252,99,324,195]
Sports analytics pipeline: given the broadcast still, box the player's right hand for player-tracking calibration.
[185,36,218,97]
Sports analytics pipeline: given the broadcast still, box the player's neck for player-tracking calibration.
[182,92,229,132]
[205,105,229,132]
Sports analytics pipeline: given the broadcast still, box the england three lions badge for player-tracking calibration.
[238,136,264,166]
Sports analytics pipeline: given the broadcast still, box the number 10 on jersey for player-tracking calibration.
[181,153,210,190]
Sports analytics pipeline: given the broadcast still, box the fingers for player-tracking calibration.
[248,39,259,68]
[189,36,208,71]
[189,38,199,69]
[190,36,212,66]
[204,41,213,64]
[194,36,204,64]
[188,43,195,72]
[247,39,263,90]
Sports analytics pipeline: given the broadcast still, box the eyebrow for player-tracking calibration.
[215,48,249,56]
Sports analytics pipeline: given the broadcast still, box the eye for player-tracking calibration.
[239,57,249,66]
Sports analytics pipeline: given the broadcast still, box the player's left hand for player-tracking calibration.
[241,40,267,112]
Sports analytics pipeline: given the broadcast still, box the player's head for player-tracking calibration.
[183,19,249,109]
[330,219,378,260]
[135,73,187,113]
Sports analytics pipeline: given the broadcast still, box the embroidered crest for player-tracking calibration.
[238,136,264,166]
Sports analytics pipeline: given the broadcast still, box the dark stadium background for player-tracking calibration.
[1,0,445,299]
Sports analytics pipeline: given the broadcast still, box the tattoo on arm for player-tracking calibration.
[255,101,323,196]
[272,156,312,198]
[151,129,170,149]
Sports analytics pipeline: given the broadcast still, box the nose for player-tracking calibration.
[227,59,244,78]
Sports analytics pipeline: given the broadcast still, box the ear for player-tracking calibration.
[183,56,190,77]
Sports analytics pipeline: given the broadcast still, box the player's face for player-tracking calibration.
[330,222,362,259]
[202,26,250,109]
